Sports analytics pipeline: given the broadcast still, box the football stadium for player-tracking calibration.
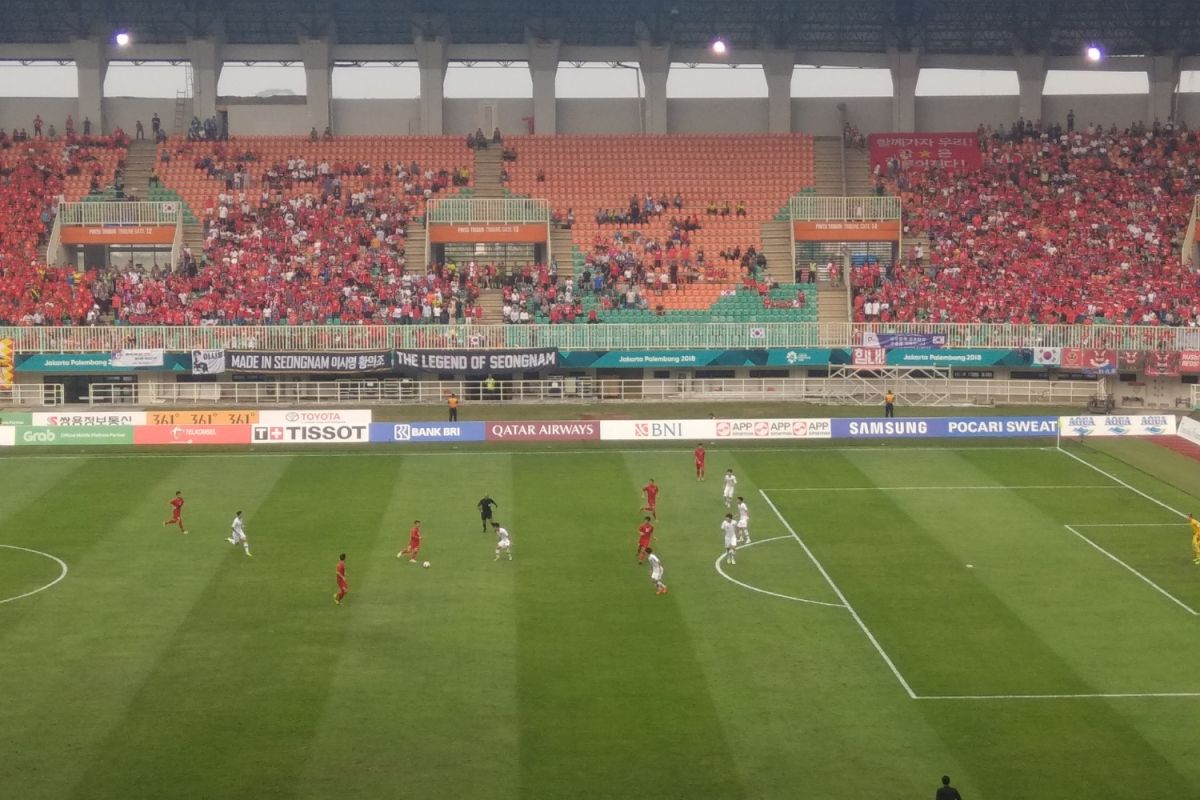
[4,2,1200,798]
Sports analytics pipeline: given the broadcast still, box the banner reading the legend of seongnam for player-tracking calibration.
[868,132,982,172]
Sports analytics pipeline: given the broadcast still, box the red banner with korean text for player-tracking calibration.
[1061,348,1117,374]
[1144,351,1180,377]
[868,132,982,173]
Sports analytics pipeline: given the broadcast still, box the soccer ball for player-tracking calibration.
[422,561,431,568]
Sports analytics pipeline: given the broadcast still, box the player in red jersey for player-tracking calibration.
[398,520,422,563]
[641,478,659,519]
[694,444,706,481]
[334,553,348,605]
[163,490,187,534]
[637,517,655,564]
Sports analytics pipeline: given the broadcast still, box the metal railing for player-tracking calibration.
[0,383,64,406]
[8,322,1200,354]
[790,195,901,221]
[58,201,181,227]
[87,377,1103,408]
[426,197,551,223]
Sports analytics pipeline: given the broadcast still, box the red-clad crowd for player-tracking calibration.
[857,120,1200,325]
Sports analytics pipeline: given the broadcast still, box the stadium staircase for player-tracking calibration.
[759,219,794,283]
[548,226,576,279]
[123,140,158,200]
[472,147,505,197]
[812,137,845,195]
[843,146,874,195]
[817,283,850,325]
[477,288,505,322]
[408,219,428,270]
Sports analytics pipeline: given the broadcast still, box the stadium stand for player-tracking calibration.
[860,121,1200,325]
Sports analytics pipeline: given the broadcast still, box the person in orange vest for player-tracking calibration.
[884,389,896,418]
[448,392,459,422]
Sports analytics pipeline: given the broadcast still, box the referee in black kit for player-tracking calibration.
[477,495,498,532]
[936,775,962,800]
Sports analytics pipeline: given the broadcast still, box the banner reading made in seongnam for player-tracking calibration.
[393,348,559,372]
[227,351,391,373]
[1057,415,1176,437]
[485,421,600,441]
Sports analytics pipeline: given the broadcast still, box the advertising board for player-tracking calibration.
[714,418,833,439]
[485,421,600,441]
[32,411,147,426]
[369,422,486,443]
[147,410,259,425]
[599,420,716,441]
[1057,415,1176,437]
[133,425,252,445]
[17,426,134,446]
[832,416,1059,439]
[257,410,372,426]
[251,424,371,444]
[0,426,14,447]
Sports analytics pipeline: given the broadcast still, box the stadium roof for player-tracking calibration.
[2,0,1199,57]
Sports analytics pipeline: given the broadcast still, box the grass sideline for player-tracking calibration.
[3,437,1200,799]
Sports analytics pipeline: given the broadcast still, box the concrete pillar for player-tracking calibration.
[186,38,223,124]
[763,50,794,134]
[71,38,108,134]
[888,48,919,132]
[527,39,560,135]
[1147,54,1180,124]
[415,36,447,135]
[1013,53,1046,125]
[299,37,333,134]
[638,42,671,134]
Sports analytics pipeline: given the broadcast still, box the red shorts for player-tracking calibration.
[638,538,651,549]
[337,580,348,591]
[408,541,421,553]
[170,512,181,521]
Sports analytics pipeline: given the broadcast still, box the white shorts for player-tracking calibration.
[651,567,664,582]
[498,537,511,550]
[231,530,246,544]
[724,535,738,549]
[737,519,748,530]
[723,488,734,498]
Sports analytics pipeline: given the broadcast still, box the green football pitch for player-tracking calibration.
[3,437,1200,799]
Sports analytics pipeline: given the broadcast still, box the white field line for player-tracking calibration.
[769,485,1109,492]
[0,545,69,605]
[1056,445,1188,520]
[0,445,1056,461]
[759,489,918,699]
[713,536,847,610]
[1063,525,1199,616]
[918,691,1200,700]
[1071,523,1181,528]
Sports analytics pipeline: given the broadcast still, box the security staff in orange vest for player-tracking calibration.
[448,393,459,422]
[884,389,896,418]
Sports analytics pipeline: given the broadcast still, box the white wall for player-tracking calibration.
[1042,96,1148,128]
[0,98,76,133]
[332,99,421,134]
[443,99,534,136]
[558,99,641,134]
[103,98,175,135]
[916,96,1018,131]
[223,99,310,135]
[793,97,891,136]
[668,99,767,133]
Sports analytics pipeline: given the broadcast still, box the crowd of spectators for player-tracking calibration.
[857,118,1200,325]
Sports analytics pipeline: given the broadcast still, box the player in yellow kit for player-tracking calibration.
[1190,513,1200,565]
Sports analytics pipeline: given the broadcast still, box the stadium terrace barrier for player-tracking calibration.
[0,414,1181,447]
[3,323,1200,355]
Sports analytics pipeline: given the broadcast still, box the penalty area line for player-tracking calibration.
[1063,525,1199,616]
[768,485,1110,492]
[713,536,847,610]
[917,691,1200,700]
[759,489,919,700]
[0,545,69,605]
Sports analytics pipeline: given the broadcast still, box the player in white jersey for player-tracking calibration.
[736,496,751,544]
[646,547,667,595]
[722,513,739,565]
[226,510,252,556]
[723,469,737,508]
[491,521,512,561]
